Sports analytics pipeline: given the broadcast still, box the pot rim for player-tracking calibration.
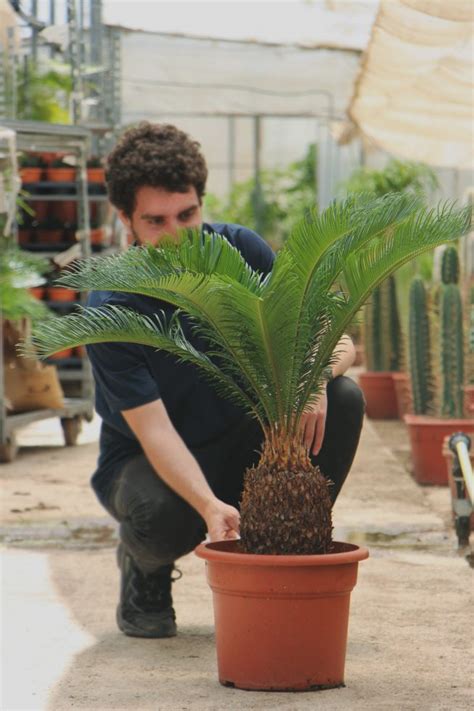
[358,371,398,377]
[404,414,474,427]
[195,540,369,567]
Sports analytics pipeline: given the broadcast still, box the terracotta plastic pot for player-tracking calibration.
[404,414,474,486]
[36,229,64,244]
[463,386,474,418]
[358,371,398,419]
[47,287,78,302]
[31,201,49,223]
[48,347,74,359]
[46,167,76,182]
[29,287,45,299]
[90,227,105,245]
[195,539,369,691]
[20,167,43,183]
[87,167,105,183]
[392,372,413,419]
[52,200,77,224]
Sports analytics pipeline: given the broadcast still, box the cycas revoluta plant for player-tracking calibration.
[28,193,470,554]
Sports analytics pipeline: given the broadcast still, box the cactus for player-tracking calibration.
[409,276,435,414]
[467,286,474,385]
[440,283,464,417]
[441,245,460,285]
[364,276,403,372]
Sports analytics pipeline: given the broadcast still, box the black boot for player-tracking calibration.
[116,543,178,638]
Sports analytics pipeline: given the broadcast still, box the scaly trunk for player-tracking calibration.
[240,426,333,555]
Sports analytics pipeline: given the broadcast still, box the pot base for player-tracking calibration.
[220,678,346,691]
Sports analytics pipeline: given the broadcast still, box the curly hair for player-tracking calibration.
[105,122,208,216]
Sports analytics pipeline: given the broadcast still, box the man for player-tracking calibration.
[87,122,365,639]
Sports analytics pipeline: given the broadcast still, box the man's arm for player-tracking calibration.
[300,334,356,455]
[122,399,240,541]
[329,334,356,379]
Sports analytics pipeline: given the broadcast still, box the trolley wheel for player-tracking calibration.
[61,416,82,446]
[0,435,18,463]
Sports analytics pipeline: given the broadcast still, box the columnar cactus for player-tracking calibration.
[438,246,464,417]
[364,276,403,372]
[441,245,460,285]
[440,283,464,417]
[409,276,435,415]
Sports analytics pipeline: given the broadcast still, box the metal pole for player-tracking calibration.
[227,116,235,194]
[0,41,6,120]
[7,28,16,120]
[103,27,122,128]
[49,0,56,57]
[31,0,38,64]
[252,115,265,237]
[90,0,104,122]
[67,0,83,124]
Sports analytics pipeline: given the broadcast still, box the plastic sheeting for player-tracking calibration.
[119,31,361,122]
[348,0,474,169]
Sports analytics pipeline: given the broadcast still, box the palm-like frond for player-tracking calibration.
[29,305,266,425]
[30,195,471,438]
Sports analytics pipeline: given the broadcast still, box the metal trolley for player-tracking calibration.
[0,120,97,462]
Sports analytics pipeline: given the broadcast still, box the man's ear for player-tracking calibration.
[117,210,132,231]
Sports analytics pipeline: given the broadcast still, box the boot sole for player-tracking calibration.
[116,606,177,638]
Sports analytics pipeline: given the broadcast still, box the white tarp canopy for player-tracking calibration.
[348,0,474,169]
[115,28,365,198]
[118,30,361,122]
[102,0,378,52]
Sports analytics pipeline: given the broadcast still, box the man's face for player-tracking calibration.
[119,185,203,246]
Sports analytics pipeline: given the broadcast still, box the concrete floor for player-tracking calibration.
[1,385,473,710]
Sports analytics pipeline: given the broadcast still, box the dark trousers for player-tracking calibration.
[98,376,365,571]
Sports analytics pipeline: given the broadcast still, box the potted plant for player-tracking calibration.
[37,218,65,246]
[405,247,474,485]
[358,275,404,418]
[463,286,474,416]
[87,156,105,184]
[46,157,76,183]
[28,193,470,690]
[19,154,45,183]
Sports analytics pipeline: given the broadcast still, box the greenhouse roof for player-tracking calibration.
[349,0,474,169]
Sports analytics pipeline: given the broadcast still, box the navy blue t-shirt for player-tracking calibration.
[86,223,274,497]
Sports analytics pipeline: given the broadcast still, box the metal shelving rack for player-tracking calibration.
[0,119,97,462]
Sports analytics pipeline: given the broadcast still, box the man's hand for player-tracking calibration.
[203,499,241,542]
[300,388,328,456]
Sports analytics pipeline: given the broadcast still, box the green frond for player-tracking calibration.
[29,305,266,425]
[58,228,264,296]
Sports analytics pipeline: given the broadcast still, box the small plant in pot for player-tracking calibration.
[19,154,45,183]
[463,285,474,416]
[359,274,405,418]
[405,246,474,485]
[46,157,76,182]
[28,193,470,690]
[86,156,105,184]
[344,159,438,419]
